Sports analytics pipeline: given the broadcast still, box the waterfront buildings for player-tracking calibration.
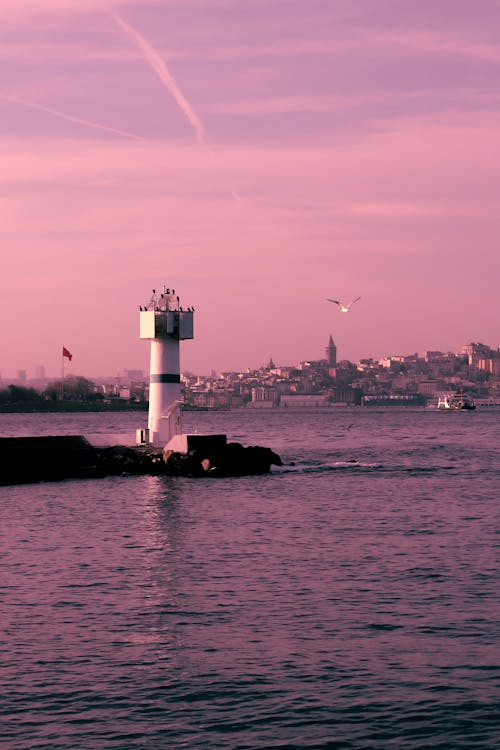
[4,339,499,408]
[177,338,499,408]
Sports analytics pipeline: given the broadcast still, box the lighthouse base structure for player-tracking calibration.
[164,432,228,456]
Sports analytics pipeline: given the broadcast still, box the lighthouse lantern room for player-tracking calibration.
[138,286,194,447]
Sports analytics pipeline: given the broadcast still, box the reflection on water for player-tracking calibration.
[0,409,499,749]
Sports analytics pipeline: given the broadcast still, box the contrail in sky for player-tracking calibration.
[110,11,205,143]
[0,91,145,141]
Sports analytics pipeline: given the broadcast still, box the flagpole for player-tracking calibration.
[61,347,72,399]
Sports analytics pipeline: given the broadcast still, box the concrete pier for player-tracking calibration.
[0,436,99,485]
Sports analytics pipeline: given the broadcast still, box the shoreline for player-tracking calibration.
[0,402,148,413]
[0,402,498,414]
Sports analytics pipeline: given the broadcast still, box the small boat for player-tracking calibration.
[437,393,476,410]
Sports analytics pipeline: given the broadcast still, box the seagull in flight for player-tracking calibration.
[327,296,361,313]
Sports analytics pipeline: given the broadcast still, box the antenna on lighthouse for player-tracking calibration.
[137,286,194,447]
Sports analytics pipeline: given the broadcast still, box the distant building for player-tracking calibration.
[362,394,424,406]
[250,386,279,408]
[423,351,445,362]
[479,357,500,377]
[280,394,329,407]
[326,334,337,378]
[417,380,439,396]
[357,358,379,372]
[330,387,362,405]
[115,386,131,399]
[335,360,358,386]
[463,342,491,368]
[123,369,144,382]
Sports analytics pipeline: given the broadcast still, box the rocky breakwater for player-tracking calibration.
[0,434,282,485]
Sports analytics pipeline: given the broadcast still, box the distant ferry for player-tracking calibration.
[437,394,476,411]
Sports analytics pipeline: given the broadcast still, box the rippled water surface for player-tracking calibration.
[1,409,499,749]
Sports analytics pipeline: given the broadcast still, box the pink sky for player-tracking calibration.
[1,0,499,379]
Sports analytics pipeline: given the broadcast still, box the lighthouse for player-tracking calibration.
[138,286,194,446]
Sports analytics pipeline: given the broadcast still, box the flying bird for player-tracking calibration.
[327,296,361,313]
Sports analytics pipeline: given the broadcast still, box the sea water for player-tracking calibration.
[1,408,499,749]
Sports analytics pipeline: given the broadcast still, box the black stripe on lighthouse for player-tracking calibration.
[150,374,181,383]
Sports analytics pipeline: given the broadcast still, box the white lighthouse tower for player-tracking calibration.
[138,286,194,447]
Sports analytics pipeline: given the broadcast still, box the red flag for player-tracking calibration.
[62,347,72,361]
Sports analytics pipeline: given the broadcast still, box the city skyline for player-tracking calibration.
[2,334,497,383]
[1,1,499,377]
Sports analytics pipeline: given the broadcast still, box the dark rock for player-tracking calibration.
[162,441,282,477]
[96,446,165,476]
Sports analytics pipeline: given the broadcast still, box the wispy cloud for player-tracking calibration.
[0,91,145,141]
[110,11,205,143]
